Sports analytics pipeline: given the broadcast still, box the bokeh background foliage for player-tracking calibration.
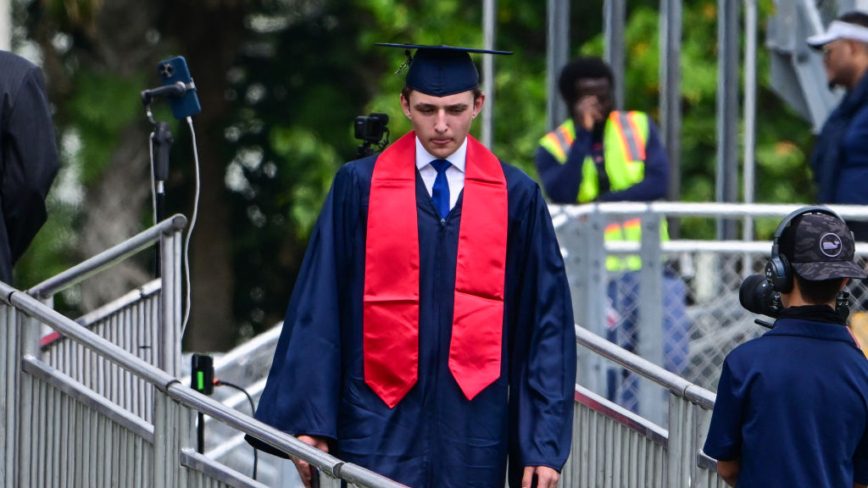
[13,0,813,349]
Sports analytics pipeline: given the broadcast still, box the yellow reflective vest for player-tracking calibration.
[539,112,668,271]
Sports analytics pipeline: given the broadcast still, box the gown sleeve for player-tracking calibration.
[249,164,359,454]
[703,357,745,461]
[511,185,578,472]
[2,66,59,266]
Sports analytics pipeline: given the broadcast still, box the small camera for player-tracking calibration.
[354,113,390,158]
[354,113,389,144]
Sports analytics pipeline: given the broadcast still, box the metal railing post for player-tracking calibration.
[587,210,608,393]
[0,304,17,487]
[154,390,176,486]
[159,229,183,376]
[638,212,665,426]
[559,215,598,392]
[667,390,714,488]
[667,393,687,488]
[154,387,194,487]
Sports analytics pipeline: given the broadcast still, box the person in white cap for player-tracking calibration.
[807,11,868,241]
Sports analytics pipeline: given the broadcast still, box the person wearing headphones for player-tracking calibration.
[704,207,868,487]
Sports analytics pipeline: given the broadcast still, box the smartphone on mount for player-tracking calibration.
[157,56,202,120]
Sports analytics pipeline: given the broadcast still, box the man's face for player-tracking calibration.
[822,39,852,87]
[400,89,484,159]
[575,78,614,120]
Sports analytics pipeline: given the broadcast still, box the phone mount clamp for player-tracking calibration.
[141,87,185,278]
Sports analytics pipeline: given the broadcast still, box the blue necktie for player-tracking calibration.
[430,159,452,218]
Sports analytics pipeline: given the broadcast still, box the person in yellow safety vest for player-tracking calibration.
[535,56,670,272]
[535,57,689,412]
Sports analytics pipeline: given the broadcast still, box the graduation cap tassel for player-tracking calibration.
[395,49,413,75]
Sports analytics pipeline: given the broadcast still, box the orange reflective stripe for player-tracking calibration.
[617,113,643,161]
[604,219,641,234]
[625,112,647,160]
[544,133,566,162]
[609,113,634,162]
[558,125,574,146]
[623,218,641,229]
[605,222,622,234]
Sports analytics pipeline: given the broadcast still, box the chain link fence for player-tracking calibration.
[681,252,868,393]
[553,203,868,426]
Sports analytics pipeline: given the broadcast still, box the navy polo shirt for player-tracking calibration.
[704,317,868,487]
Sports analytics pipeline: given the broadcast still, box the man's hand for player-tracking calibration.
[717,459,740,487]
[522,466,559,488]
[293,435,329,488]
[573,96,603,131]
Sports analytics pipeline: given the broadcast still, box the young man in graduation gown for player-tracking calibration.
[252,45,577,488]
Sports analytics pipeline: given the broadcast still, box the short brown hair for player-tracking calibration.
[793,272,845,305]
[401,85,483,102]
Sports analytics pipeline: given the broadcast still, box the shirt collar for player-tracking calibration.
[415,136,467,173]
[767,318,858,347]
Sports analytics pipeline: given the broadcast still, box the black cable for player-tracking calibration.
[215,379,258,481]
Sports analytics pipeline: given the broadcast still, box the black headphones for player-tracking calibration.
[765,206,846,293]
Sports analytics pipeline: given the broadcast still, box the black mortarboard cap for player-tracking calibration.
[376,44,513,97]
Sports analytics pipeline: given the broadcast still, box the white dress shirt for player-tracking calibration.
[415,137,466,211]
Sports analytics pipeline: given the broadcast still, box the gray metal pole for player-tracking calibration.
[0,0,10,52]
[716,0,740,240]
[660,0,683,237]
[546,0,570,131]
[586,211,608,395]
[482,0,496,148]
[604,0,626,111]
[637,213,665,426]
[0,306,17,487]
[159,229,182,377]
[743,0,758,274]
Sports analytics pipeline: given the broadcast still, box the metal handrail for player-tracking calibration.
[41,279,162,350]
[75,279,162,328]
[575,325,717,409]
[574,383,669,445]
[180,449,268,488]
[603,239,868,255]
[28,215,187,300]
[0,281,406,488]
[5,283,176,388]
[551,202,868,220]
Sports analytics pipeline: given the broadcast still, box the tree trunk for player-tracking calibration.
[169,0,247,352]
[76,0,161,310]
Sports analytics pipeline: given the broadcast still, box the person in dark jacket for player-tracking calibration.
[0,51,59,284]
[808,11,868,241]
[705,208,868,487]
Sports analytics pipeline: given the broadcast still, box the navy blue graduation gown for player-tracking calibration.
[253,154,576,487]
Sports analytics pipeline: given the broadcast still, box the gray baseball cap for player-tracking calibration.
[780,213,868,281]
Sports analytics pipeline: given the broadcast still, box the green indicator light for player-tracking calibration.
[197,371,204,391]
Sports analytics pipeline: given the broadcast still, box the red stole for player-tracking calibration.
[363,132,508,408]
